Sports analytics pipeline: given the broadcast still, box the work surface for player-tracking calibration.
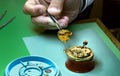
[0,0,120,76]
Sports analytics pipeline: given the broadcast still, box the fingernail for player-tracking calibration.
[59,23,66,28]
[48,7,60,15]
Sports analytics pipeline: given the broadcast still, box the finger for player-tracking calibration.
[31,15,57,27]
[31,16,69,30]
[58,16,69,28]
[47,16,69,29]
[48,0,64,16]
[32,16,58,30]
[23,0,46,16]
[48,16,69,30]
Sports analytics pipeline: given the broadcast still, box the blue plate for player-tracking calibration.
[4,56,59,76]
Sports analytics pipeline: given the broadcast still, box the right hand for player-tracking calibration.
[23,0,81,30]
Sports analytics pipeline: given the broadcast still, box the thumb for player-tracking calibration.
[48,0,64,16]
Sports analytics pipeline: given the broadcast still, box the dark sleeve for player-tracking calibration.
[80,0,94,13]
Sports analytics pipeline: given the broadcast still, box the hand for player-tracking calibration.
[23,0,81,30]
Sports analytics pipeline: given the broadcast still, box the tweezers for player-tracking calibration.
[39,0,62,30]
[0,10,15,29]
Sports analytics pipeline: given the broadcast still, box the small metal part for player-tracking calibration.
[0,16,16,29]
[82,41,88,48]
[0,10,7,20]
[0,10,15,29]
[45,69,52,73]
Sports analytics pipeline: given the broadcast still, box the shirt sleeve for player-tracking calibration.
[80,0,94,13]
